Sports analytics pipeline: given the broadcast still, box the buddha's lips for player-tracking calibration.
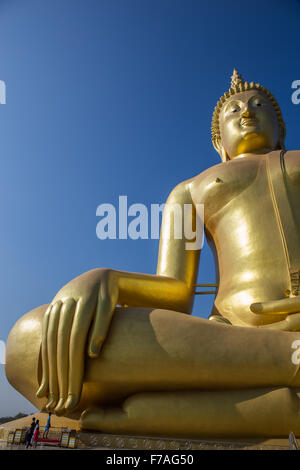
[241,118,257,127]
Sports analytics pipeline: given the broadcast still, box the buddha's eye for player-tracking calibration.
[253,101,265,107]
[228,106,240,115]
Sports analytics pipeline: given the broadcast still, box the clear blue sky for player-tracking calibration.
[0,0,299,416]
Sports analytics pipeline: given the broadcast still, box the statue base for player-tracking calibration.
[77,431,294,450]
[0,413,296,450]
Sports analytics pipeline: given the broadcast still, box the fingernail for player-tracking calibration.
[54,398,66,415]
[250,303,262,313]
[89,342,102,358]
[65,394,77,410]
[46,398,57,411]
[36,385,47,398]
[88,347,99,358]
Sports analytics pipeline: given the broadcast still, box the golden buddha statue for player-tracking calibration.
[6,69,300,438]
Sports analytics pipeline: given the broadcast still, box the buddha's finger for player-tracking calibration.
[258,318,290,330]
[36,304,52,398]
[250,297,300,315]
[259,313,300,331]
[64,297,95,410]
[45,301,62,411]
[54,298,76,415]
[88,283,117,358]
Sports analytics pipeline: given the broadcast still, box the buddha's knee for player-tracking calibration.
[5,304,48,411]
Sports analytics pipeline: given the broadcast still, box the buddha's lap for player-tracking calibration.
[7,303,300,397]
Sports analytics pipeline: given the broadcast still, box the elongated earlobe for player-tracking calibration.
[212,138,229,162]
[220,146,229,162]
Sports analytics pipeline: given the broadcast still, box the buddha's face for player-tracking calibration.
[218,90,281,160]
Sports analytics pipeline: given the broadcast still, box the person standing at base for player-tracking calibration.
[31,419,39,448]
[43,412,51,438]
[25,417,35,449]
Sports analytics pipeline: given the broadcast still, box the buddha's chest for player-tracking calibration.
[191,151,300,227]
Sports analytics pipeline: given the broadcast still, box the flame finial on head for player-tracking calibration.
[231,68,244,88]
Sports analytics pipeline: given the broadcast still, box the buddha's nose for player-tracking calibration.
[241,109,255,118]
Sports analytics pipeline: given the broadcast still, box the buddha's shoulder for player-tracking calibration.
[286,149,300,158]
[285,150,300,166]
[284,150,300,183]
[166,166,220,197]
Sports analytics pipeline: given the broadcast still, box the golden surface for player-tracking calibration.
[6,70,300,437]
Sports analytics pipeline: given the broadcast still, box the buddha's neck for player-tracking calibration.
[233,148,275,160]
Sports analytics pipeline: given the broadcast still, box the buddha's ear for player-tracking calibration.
[212,138,229,163]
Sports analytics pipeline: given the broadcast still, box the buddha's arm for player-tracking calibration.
[116,180,200,313]
[115,272,193,313]
[37,179,201,414]
[92,179,201,326]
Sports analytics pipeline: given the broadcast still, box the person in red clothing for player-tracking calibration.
[32,419,40,449]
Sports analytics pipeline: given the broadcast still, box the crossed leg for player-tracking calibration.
[6,305,300,437]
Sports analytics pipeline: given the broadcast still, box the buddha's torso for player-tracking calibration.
[190,150,300,327]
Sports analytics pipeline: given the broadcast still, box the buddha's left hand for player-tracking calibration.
[250,297,300,330]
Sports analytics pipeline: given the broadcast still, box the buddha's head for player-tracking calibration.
[211,69,286,162]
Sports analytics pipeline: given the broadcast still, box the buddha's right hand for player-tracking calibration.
[36,268,119,414]
[251,297,300,331]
